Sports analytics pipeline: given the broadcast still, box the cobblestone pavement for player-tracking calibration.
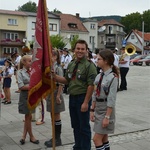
[0,65,150,150]
[49,129,150,150]
[109,129,150,145]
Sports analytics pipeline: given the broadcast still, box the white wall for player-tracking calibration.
[26,16,60,44]
[127,32,142,50]
[60,32,89,49]
[83,21,98,50]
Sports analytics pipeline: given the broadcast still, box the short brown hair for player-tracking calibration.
[74,39,88,50]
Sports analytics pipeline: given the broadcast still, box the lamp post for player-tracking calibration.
[142,21,144,55]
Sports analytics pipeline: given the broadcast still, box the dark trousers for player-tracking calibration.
[69,94,91,150]
[120,67,129,90]
[63,69,68,93]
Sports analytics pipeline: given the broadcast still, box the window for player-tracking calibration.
[89,36,95,43]
[120,27,123,32]
[8,19,17,25]
[32,35,35,41]
[116,26,119,31]
[68,23,77,28]
[32,22,36,29]
[108,25,113,34]
[90,24,95,29]
[49,23,57,31]
[4,32,19,40]
[70,35,74,41]
[131,35,135,39]
[3,47,18,54]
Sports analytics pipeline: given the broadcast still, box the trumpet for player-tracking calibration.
[119,44,136,61]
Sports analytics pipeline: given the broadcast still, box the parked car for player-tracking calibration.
[130,53,140,60]
[145,59,150,66]
[137,55,150,66]
[130,55,146,65]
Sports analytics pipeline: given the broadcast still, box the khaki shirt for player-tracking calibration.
[65,57,97,95]
[54,62,64,86]
[17,67,30,88]
[92,68,118,108]
[54,62,63,77]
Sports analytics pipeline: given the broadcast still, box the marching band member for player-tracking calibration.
[119,47,130,91]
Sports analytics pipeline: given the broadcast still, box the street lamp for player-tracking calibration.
[142,21,144,55]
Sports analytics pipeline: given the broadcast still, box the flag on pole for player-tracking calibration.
[28,0,55,110]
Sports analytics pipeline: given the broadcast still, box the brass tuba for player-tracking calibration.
[125,44,136,56]
[119,44,136,61]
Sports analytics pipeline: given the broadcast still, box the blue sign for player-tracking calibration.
[122,39,127,47]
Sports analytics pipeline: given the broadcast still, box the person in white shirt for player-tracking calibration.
[113,48,119,67]
[119,47,130,91]
[61,48,72,94]
[112,48,119,91]
[11,52,22,93]
[2,58,14,104]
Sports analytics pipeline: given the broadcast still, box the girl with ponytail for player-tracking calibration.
[90,49,119,150]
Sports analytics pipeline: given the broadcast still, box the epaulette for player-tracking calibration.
[113,72,118,78]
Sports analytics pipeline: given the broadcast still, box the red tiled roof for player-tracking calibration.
[98,19,124,27]
[59,14,88,32]
[133,29,150,41]
[0,9,27,16]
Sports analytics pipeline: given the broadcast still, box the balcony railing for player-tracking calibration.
[105,42,116,49]
[0,39,24,46]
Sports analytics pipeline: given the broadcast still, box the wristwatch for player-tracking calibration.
[104,115,110,119]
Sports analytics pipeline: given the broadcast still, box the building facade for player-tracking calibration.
[0,9,126,57]
[125,29,150,54]
[25,11,60,43]
[83,19,98,51]
[0,10,27,57]
[0,9,60,57]
[98,19,125,51]
[59,13,89,50]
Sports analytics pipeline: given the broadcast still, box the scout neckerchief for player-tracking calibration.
[71,61,80,80]
[96,72,104,96]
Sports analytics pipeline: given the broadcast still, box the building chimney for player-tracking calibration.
[76,13,80,18]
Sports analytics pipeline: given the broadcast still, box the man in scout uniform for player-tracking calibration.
[53,39,97,150]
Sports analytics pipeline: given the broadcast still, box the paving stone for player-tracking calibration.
[0,66,150,150]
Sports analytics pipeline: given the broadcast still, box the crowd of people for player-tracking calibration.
[0,39,130,150]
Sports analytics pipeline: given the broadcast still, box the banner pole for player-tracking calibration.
[0,78,2,119]
[43,0,55,149]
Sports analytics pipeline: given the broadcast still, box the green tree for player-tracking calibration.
[142,10,150,32]
[51,8,62,14]
[18,1,37,12]
[50,35,67,49]
[121,12,142,34]
[70,35,79,50]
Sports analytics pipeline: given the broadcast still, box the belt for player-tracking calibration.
[96,98,107,102]
[70,93,86,97]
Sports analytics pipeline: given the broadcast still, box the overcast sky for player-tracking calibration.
[0,0,150,17]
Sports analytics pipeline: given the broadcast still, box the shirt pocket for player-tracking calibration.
[102,80,110,95]
[76,70,87,82]
[66,70,73,79]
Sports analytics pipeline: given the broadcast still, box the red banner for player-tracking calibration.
[28,0,54,110]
